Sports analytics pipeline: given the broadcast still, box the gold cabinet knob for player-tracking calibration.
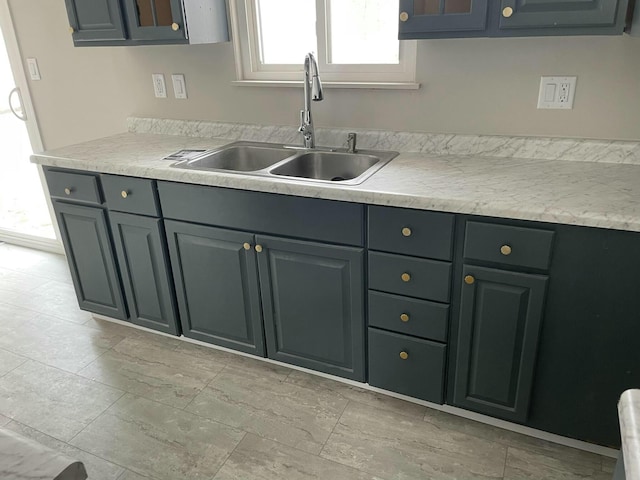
[400,313,409,323]
[121,190,128,199]
[243,242,251,251]
[171,22,180,31]
[255,245,263,253]
[401,272,411,282]
[464,275,475,285]
[399,351,409,360]
[401,227,412,237]
[69,26,75,34]
[64,187,71,195]
[502,6,514,18]
[399,11,409,22]
[500,244,512,256]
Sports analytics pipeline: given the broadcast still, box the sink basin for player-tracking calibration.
[170,141,398,185]
[173,143,295,172]
[271,152,379,182]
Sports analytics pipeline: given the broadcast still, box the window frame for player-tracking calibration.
[230,0,418,87]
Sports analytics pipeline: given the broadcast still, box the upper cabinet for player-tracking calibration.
[65,0,229,46]
[399,0,632,39]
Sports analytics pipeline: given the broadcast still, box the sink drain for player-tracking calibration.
[330,176,346,182]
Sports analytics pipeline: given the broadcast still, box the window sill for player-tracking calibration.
[232,80,421,90]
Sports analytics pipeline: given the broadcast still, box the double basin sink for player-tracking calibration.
[170,141,399,186]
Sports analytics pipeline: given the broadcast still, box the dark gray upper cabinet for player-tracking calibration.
[109,212,179,335]
[399,0,630,38]
[452,265,548,422]
[257,235,365,381]
[165,220,265,356]
[65,0,127,43]
[65,0,229,46]
[53,201,128,320]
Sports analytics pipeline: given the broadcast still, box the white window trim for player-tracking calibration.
[229,0,419,89]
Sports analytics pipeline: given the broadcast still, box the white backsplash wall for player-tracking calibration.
[8,0,640,150]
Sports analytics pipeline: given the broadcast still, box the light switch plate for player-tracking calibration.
[26,58,41,80]
[537,76,577,109]
[152,74,167,98]
[171,74,187,99]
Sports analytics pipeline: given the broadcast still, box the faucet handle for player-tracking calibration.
[298,110,305,132]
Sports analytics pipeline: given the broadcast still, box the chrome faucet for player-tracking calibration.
[299,52,323,148]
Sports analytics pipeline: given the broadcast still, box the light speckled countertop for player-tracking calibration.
[619,390,640,479]
[31,131,640,233]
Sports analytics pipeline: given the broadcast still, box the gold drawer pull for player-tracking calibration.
[502,6,514,18]
[500,244,512,256]
[400,313,409,323]
[399,11,409,22]
[399,351,409,360]
[64,187,72,195]
[243,242,251,251]
[255,245,263,253]
[172,22,180,31]
[464,275,475,285]
[121,190,129,199]
[401,227,412,237]
[401,272,411,282]
[69,26,75,34]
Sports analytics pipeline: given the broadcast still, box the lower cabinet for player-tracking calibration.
[452,265,548,423]
[164,220,265,356]
[53,201,127,320]
[257,235,365,381]
[109,212,179,334]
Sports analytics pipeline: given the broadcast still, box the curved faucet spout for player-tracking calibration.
[299,53,324,148]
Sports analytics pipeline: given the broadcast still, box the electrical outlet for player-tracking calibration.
[152,74,167,98]
[537,76,577,109]
[171,74,187,99]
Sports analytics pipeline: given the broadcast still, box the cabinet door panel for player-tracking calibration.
[123,0,186,42]
[65,0,126,42]
[452,265,547,422]
[399,0,489,34]
[257,235,365,381]
[110,212,179,334]
[499,0,621,29]
[54,202,127,319]
[165,221,264,355]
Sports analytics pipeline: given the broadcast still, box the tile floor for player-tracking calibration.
[0,242,615,479]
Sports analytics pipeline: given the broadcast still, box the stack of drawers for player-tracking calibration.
[366,206,455,403]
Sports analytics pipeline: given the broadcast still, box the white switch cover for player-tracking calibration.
[152,74,167,98]
[171,74,187,99]
[26,58,41,80]
[537,76,577,109]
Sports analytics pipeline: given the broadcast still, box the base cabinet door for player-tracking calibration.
[452,265,548,422]
[53,202,127,319]
[165,220,265,356]
[256,235,365,381]
[110,212,179,334]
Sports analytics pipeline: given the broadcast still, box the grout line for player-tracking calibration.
[210,430,249,479]
[66,389,127,445]
[319,399,350,456]
[502,445,509,479]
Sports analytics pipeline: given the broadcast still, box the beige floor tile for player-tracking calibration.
[504,446,611,480]
[0,348,27,376]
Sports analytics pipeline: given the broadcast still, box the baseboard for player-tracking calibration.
[0,231,62,254]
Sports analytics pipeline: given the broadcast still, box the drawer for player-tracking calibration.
[44,169,101,205]
[158,181,364,246]
[101,175,160,216]
[368,291,448,342]
[368,206,454,260]
[368,251,451,303]
[464,221,555,270]
[368,328,445,404]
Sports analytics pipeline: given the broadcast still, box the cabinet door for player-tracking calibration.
[256,236,365,381]
[53,202,127,320]
[65,0,126,43]
[165,221,264,356]
[123,0,186,42]
[452,265,547,422]
[110,212,179,335]
[498,0,624,32]
[399,0,489,37]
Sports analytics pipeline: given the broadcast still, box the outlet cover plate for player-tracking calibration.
[538,76,577,110]
[152,73,167,98]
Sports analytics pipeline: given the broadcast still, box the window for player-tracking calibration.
[230,0,418,87]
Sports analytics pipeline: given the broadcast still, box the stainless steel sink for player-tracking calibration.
[171,141,398,185]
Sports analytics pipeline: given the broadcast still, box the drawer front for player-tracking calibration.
[368,206,454,260]
[464,221,554,270]
[45,169,101,204]
[368,291,448,342]
[368,252,451,303]
[368,328,445,404]
[158,181,364,246]
[101,174,160,216]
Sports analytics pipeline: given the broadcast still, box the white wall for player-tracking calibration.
[8,1,640,149]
